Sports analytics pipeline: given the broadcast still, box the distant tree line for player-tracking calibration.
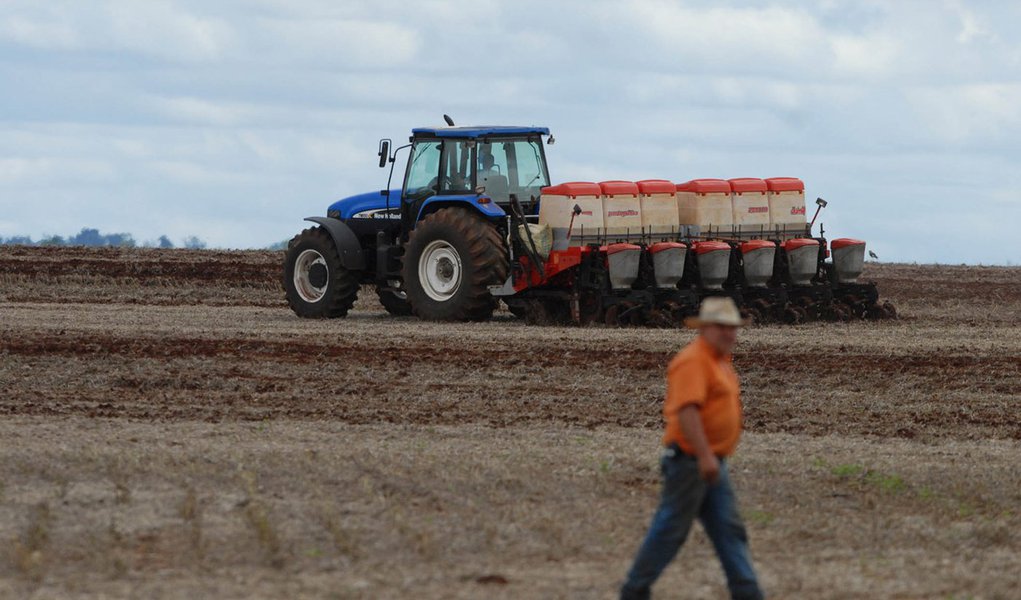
[0,228,208,249]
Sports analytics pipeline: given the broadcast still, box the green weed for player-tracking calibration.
[865,471,906,494]
[744,509,775,526]
[830,463,864,478]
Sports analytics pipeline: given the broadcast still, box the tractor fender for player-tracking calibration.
[417,195,507,222]
[304,217,366,271]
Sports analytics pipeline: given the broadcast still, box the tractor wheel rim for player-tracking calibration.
[294,249,328,303]
[419,240,462,301]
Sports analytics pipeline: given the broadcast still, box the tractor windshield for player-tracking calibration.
[404,141,442,199]
[404,139,476,199]
[477,138,549,204]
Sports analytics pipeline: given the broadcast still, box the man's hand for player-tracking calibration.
[697,452,720,484]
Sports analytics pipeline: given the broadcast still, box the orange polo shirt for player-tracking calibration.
[662,336,743,457]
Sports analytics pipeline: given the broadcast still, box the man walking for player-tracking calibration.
[620,297,763,600]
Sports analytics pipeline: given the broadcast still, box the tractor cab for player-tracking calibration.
[392,126,552,233]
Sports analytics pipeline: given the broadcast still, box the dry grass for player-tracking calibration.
[0,421,1018,598]
[178,487,206,565]
[12,503,51,582]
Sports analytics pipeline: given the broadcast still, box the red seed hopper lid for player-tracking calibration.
[599,180,639,197]
[765,177,804,192]
[693,240,731,255]
[741,240,775,253]
[728,178,768,194]
[831,238,865,250]
[541,181,602,198]
[676,178,730,194]
[783,238,820,251]
[600,243,641,255]
[636,179,676,195]
[649,241,686,254]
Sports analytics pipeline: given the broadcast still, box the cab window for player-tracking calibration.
[477,142,511,203]
[438,140,475,194]
[403,141,442,199]
[511,140,549,193]
[477,139,549,204]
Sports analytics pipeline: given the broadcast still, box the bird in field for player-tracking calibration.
[868,250,879,260]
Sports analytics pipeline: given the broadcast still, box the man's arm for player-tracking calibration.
[678,405,720,484]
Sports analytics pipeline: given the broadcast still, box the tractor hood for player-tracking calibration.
[328,190,402,220]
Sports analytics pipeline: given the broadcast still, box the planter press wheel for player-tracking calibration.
[604,301,643,327]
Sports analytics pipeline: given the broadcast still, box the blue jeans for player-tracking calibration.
[620,452,763,600]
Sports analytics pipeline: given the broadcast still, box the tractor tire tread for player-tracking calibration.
[282,227,359,318]
[402,208,508,322]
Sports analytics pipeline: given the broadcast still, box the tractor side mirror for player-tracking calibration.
[572,204,582,215]
[815,197,828,208]
[378,139,390,168]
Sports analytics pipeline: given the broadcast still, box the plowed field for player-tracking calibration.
[1,246,1019,599]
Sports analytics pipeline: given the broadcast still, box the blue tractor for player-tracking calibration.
[283,116,550,321]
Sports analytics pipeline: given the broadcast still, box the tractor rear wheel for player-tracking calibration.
[402,207,509,321]
[283,227,360,318]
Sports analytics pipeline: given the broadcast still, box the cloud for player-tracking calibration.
[613,2,830,71]
[254,17,420,68]
[101,2,238,62]
[0,2,238,61]
[0,157,116,185]
[0,0,1018,262]
[0,14,80,49]
[905,83,1021,144]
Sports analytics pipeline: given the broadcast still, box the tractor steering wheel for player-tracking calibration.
[436,175,455,191]
[429,175,455,195]
[409,175,452,202]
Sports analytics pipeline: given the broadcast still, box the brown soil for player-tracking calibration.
[0,246,1019,598]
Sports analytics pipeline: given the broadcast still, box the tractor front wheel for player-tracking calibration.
[402,208,508,321]
[283,227,360,318]
[376,281,413,316]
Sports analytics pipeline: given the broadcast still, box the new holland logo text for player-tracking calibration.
[791,206,806,215]
[747,206,768,214]
[352,208,399,219]
[607,209,639,217]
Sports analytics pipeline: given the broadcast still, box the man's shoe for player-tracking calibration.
[619,585,651,600]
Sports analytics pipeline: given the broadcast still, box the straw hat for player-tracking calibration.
[684,296,751,329]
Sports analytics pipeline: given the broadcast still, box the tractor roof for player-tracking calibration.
[411,125,550,139]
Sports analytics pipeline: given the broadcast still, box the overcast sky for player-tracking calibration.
[2,0,1019,263]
